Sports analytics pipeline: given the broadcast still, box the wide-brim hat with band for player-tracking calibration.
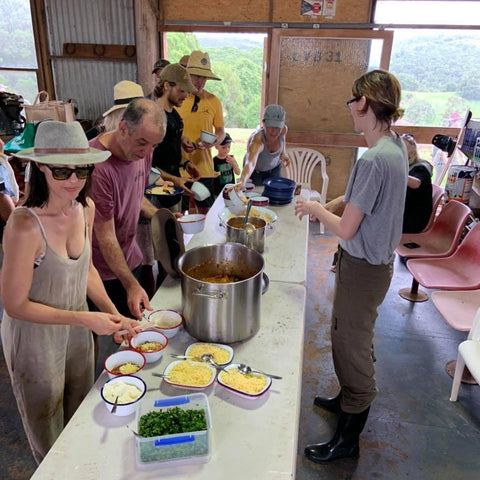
[103,80,144,117]
[186,51,221,81]
[14,120,110,165]
[160,63,196,93]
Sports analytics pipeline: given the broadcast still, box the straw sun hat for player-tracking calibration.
[103,80,144,117]
[186,51,221,81]
[14,121,110,165]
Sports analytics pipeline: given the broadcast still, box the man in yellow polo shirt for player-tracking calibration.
[177,50,225,213]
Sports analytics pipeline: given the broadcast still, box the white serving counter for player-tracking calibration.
[30,189,310,480]
[31,281,306,480]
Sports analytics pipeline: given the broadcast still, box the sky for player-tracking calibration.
[375,1,480,26]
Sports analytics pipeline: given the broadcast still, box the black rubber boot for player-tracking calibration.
[313,393,341,414]
[305,407,370,463]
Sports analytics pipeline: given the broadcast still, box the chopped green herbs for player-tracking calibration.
[138,407,207,437]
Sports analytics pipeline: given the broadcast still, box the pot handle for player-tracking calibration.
[193,286,228,299]
[262,273,269,295]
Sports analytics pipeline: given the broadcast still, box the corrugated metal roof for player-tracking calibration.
[45,0,137,122]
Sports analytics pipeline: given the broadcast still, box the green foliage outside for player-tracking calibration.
[0,0,38,103]
[390,33,480,126]
[166,33,263,129]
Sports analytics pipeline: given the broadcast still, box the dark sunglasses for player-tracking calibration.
[346,97,361,107]
[46,165,95,180]
[191,95,200,113]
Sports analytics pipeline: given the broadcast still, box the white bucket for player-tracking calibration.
[445,165,476,204]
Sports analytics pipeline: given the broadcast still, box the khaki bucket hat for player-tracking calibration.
[186,51,221,81]
[151,209,185,278]
[14,120,110,165]
[103,80,144,117]
[160,64,196,93]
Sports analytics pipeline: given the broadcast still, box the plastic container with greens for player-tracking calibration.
[135,393,211,468]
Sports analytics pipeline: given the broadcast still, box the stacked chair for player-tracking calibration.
[397,199,472,302]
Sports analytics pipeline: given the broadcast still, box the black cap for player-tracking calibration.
[152,59,170,74]
[220,133,232,145]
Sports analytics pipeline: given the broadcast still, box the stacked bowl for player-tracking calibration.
[262,177,296,205]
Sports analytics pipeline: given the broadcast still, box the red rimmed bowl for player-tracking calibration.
[148,309,184,339]
[129,330,168,363]
[251,196,270,207]
[162,360,217,390]
[104,349,146,380]
[217,363,272,399]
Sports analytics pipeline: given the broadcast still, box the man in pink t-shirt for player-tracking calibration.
[89,98,166,320]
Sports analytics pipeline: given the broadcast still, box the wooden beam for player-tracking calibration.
[134,0,160,95]
[61,43,136,61]
[287,126,463,149]
[30,0,55,98]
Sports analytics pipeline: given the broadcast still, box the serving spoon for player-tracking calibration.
[243,199,255,237]
[110,396,119,414]
[237,363,282,380]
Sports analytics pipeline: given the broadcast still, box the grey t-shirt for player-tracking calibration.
[339,134,408,265]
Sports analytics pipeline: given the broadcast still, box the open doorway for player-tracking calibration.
[164,32,267,162]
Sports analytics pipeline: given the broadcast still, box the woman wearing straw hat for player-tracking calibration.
[0,121,140,464]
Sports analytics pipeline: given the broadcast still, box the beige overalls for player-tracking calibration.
[1,207,94,464]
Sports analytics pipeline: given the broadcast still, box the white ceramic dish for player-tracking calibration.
[228,187,248,206]
[200,130,217,144]
[184,342,234,366]
[245,191,261,199]
[148,309,184,339]
[104,349,146,380]
[178,214,206,234]
[218,206,278,225]
[191,182,211,201]
[129,330,168,363]
[251,195,270,207]
[162,360,217,390]
[101,375,147,416]
[217,363,272,399]
[245,182,255,191]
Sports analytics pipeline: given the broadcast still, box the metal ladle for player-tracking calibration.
[243,199,255,236]
[201,353,228,372]
[237,363,282,380]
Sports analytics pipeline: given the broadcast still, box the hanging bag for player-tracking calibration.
[24,91,75,123]
[4,122,35,154]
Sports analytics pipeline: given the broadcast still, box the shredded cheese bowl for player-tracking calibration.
[185,342,234,366]
[101,375,146,416]
[217,364,272,399]
[129,331,168,364]
[163,360,217,389]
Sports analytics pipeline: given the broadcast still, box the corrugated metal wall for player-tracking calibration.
[45,0,138,122]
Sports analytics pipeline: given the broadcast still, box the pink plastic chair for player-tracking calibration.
[421,184,445,233]
[432,289,480,383]
[403,222,480,302]
[396,199,471,260]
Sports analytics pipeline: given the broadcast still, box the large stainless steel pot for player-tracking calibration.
[226,216,266,253]
[177,242,265,343]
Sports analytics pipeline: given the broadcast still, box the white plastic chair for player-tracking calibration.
[285,148,329,233]
[450,307,480,401]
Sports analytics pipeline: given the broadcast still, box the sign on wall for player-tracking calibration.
[300,0,337,18]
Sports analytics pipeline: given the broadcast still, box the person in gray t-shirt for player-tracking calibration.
[295,70,408,464]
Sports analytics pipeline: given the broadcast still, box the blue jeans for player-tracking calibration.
[250,162,282,186]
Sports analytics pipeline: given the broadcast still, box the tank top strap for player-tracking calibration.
[14,206,49,243]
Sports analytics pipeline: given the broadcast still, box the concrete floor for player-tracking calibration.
[1,223,480,479]
[296,227,480,480]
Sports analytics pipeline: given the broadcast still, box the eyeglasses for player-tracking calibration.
[46,165,95,180]
[346,97,361,108]
[191,95,200,113]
